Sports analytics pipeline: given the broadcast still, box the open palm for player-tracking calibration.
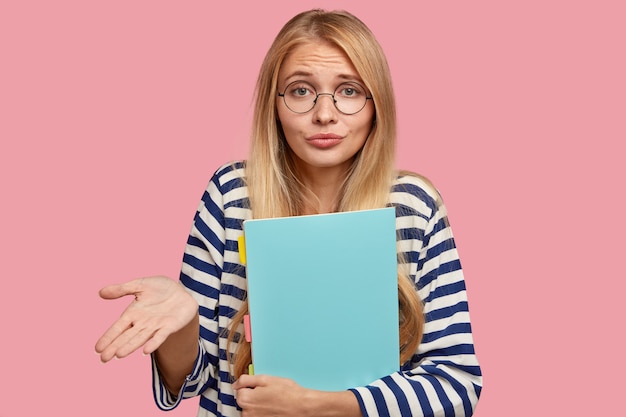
[95,276,198,362]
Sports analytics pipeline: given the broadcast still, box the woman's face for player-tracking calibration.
[276,41,374,176]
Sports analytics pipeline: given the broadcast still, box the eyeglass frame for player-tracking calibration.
[277,80,373,115]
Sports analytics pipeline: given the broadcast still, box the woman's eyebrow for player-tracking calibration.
[282,71,313,83]
[282,71,363,85]
[336,73,361,81]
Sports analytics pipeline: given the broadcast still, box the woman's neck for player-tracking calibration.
[296,163,351,215]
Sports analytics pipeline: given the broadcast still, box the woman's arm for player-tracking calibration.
[152,162,248,412]
[345,177,482,417]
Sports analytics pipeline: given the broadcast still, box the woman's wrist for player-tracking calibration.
[154,314,200,394]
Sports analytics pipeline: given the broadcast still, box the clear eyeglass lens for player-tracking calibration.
[282,81,368,114]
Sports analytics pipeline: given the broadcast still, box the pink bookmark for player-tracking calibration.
[243,314,252,342]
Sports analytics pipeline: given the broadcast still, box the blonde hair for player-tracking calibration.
[227,9,424,379]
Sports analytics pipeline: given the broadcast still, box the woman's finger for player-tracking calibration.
[115,324,157,358]
[98,318,152,361]
[98,278,145,300]
[142,327,171,355]
[95,316,133,355]
[233,374,265,390]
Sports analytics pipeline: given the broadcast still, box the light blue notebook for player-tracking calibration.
[242,207,399,391]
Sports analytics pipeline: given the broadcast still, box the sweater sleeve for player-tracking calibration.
[349,184,482,416]
[151,169,229,410]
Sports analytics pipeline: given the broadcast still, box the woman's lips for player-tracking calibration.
[306,133,343,148]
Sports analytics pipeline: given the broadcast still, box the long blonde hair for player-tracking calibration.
[227,9,424,379]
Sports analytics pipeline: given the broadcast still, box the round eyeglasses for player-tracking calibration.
[278,80,373,115]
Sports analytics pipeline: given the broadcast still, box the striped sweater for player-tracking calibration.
[151,161,482,416]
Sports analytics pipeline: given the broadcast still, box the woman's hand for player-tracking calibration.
[233,375,313,417]
[95,276,198,363]
[233,375,362,417]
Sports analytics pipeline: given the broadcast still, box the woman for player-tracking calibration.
[96,9,482,417]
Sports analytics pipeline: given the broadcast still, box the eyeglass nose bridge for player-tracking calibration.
[312,92,337,107]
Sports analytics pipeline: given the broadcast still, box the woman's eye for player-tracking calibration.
[337,84,361,97]
[288,83,314,98]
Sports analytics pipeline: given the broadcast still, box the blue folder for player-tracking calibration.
[242,207,399,391]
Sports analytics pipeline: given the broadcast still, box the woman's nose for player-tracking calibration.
[312,93,338,124]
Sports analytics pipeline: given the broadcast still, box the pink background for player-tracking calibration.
[1,0,624,415]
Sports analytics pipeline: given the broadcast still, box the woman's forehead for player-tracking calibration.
[279,42,360,83]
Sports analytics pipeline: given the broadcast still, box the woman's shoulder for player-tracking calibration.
[208,160,248,190]
[212,160,246,181]
[391,170,444,218]
[197,161,249,208]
